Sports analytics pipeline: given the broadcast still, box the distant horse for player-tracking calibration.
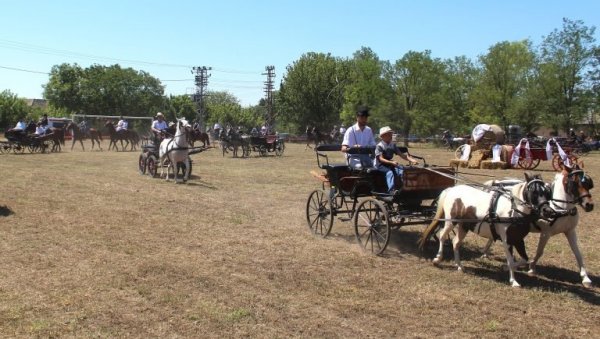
[222,127,249,158]
[418,173,553,287]
[65,121,102,151]
[5,123,63,152]
[189,128,210,147]
[159,118,192,183]
[104,121,136,151]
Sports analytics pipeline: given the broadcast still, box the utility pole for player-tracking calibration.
[263,65,275,127]
[191,66,211,129]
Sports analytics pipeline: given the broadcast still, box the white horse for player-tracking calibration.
[159,118,191,183]
[528,165,594,286]
[481,165,594,287]
[418,173,552,287]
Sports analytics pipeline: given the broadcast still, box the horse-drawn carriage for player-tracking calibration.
[248,134,285,157]
[1,127,59,154]
[138,119,210,180]
[306,145,455,255]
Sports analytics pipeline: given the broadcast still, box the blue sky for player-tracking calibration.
[1,0,598,107]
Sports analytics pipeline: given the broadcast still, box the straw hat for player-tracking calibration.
[379,126,394,137]
[156,112,164,118]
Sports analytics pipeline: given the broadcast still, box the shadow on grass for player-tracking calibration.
[0,205,14,216]
[329,226,600,304]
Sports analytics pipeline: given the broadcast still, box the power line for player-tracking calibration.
[0,65,49,75]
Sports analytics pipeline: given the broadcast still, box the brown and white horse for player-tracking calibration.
[418,173,553,287]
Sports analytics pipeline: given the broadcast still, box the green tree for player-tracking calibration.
[471,40,536,130]
[438,56,479,135]
[388,50,445,143]
[44,63,164,117]
[341,47,390,127]
[0,90,29,130]
[204,91,243,127]
[278,52,348,133]
[537,18,597,133]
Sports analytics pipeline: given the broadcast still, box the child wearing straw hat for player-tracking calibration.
[375,126,419,195]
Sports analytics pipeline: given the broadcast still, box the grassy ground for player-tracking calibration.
[0,140,599,337]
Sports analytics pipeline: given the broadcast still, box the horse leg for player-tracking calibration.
[183,157,190,182]
[432,221,454,265]
[71,137,76,151]
[481,239,494,259]
[451,224,467,272]
[497,228,521,287]
[564,229,592,287]
[79,139,85,151]
[527,232,551,277]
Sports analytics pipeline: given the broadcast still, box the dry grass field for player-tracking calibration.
[0,140,599,338]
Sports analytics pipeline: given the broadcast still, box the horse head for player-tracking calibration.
[562,165,594,212]
[522,172,553,219]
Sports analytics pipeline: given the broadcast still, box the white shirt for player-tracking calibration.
[213,123,222,130]
[342,123,376,148]
[35,126,45,135]
[152,120,168,131]
[15,121,26,130]
[116,119,128,131]
[339,127,346,135]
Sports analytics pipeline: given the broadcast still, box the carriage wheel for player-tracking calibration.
[552,154,580,171]
[354,199,391,256]
[275,141,284,156]
[12,144,25,154]
[305,189,334,238]
[0,143,4,154]
[147,155,159,177]
[517,157,540,170]
[454,144,468,160]
[28,144,37,153]
[244,145,251,157]
[258,145,268,156]
[138,153,148,174]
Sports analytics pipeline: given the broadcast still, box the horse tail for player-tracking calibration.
[417,189,447,249]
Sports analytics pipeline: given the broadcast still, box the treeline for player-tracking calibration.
[1,18,598,137]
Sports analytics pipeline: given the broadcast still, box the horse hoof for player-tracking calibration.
[583,278,592,288]
[432,257,441,265]
[527,269,536,276]
[511,281,521,288]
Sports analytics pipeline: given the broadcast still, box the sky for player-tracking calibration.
[1,0,599,107]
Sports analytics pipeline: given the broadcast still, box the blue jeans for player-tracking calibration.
[376,165,403,193]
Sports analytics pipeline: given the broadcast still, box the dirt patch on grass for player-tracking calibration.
[0,143,599,337]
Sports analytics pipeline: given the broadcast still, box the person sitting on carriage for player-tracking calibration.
[13,118,27,131]
[39,113,48,128]
[151,112,168,146]
[33,122,46,136]
[374,126,419,195]
[341,106,376,170]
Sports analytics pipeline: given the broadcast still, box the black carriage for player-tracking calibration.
[1,130,53,154]
[247,134,285,157]
[306,145,455,255]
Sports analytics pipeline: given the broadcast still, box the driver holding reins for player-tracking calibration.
[151,112,168,146]
[341,106,376,170]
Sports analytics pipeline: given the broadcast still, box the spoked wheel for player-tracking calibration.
[12,144,25,154]
[354,199,390,255]
[275,141,285,156]
[552,154,580,171]
[147,154,159,177]
[243,145,251,157]
[138,153,148,174]
[28,144,37,153]
[0,143,6,154]
[454,144,468,160]
[258,145,267,156]
[517,157,540,170]
[305,189,334,237]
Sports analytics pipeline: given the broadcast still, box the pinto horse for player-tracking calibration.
[159,118,192,183]
[418,173,553,287]
[482,165,594,287]
[65,121,102,151]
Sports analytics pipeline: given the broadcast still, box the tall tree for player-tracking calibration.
[537,18,597,133]
[44,63,164,117]
[388,50,445,143]
[471,40,536,130]
[0,90,29,129]
[278,52,348,133]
